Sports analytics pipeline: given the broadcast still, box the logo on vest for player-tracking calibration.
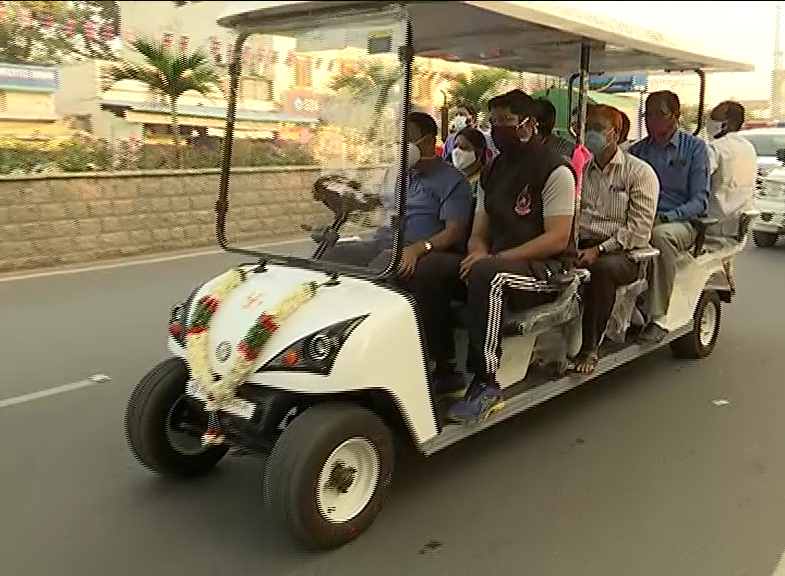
[514,185,532,216]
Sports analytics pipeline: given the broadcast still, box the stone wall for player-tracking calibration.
[0,165,385,273]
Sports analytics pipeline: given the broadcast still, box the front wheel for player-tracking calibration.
[752,230,778,248]
[670,290,721,359]
[263,403,394,550]
[125,357,228,478]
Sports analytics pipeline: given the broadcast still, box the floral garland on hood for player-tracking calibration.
[185,267,320,445]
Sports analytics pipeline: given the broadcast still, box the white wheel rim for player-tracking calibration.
[316,437,380,524]
[699,301,718,347]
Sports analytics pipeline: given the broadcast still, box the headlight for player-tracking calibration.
[168,284,206,346]
[259,315,368,375]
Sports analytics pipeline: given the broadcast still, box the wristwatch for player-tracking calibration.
[597,244,606,254]
[422,240,433,253]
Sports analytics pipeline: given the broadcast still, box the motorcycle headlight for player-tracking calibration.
[259,315,368,375]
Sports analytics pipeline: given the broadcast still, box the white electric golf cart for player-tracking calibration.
[124,0,757,551]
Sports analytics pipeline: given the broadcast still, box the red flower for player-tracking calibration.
[257,314,278,333]
[186,325,207,336]
[238,342,259,362]
[201,297,219,313]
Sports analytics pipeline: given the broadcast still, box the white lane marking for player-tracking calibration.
[0,236,308,284]
[772,549,785,576]
[0,374,112,409]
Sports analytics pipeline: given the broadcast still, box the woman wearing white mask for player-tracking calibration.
[451,127,488,196]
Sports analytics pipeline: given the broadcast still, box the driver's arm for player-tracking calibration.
[497,166,575,261]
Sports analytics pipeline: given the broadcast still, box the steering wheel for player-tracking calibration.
[312,174,382,218]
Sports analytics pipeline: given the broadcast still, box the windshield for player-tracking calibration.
[222,11,408,277]
[740,132,785,158]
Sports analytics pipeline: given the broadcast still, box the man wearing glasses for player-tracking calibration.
[629,90,711,343]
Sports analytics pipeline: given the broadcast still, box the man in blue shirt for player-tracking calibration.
[629,90,711,342]
[324,111,473,277]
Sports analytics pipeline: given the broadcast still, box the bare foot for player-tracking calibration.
[570,351,599,375]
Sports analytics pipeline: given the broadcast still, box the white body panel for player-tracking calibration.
[168,264,438,445]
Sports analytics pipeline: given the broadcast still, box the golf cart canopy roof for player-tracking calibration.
[217,1,755,76]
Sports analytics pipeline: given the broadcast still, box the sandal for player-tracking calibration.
[568,351,599,375]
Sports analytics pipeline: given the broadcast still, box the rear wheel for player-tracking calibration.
[263,402,394,550]
[125,357,228,478]
[752,230,778,248]
[670,290,721,359]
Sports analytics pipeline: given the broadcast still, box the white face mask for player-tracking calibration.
[451,148,476,170]
[705,118,725,138]
[451,115,468,133]
[406,142,421,168]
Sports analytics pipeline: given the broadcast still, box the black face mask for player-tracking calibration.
[491,126,523,152]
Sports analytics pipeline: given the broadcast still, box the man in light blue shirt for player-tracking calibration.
[629,90,710,342]
[325,112,473,276]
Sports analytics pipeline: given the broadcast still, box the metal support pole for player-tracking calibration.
[575,43,590,145]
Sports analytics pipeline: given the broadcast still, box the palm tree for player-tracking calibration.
[448,68,513,120]
[329,59,411,141]
[103,37,221,166]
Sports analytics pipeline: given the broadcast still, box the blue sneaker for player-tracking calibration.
[432,368,467,399]
[446,379,505,424]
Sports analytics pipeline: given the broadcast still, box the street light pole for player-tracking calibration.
[772,0,783,120]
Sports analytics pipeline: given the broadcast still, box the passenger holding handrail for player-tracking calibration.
[629,91,711,343]
[570,105,659,374]
[705,101,757,237]
[412,89,576,423]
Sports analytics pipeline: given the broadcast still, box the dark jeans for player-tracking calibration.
[578,244,638,353]
[412,252,562,379]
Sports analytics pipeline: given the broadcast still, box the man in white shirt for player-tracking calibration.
[705,101,757,237]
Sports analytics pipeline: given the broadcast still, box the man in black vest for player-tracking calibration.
[411,90,577,423]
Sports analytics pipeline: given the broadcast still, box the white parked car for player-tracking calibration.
[741,127,785,247]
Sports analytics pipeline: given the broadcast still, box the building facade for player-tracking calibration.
[0,63,71,141]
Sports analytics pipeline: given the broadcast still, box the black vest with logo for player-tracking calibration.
[480,142,577,267]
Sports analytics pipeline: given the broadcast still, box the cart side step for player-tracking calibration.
[420,323,692,455]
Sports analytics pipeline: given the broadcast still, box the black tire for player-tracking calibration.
[263,402,394,550]
[125,357,228,478]
[752,230,778,248]
[670,290,721,359]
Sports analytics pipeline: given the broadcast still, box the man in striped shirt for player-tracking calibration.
[572,105,659,374]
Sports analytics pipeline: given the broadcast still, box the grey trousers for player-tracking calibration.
[646,221,697,321]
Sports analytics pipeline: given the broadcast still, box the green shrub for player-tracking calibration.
[0,134,317,175]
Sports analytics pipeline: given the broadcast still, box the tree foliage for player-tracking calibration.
[447,68,513,119]
[0,1,120,65]
[103,37,221,165]
[329,59,413,141]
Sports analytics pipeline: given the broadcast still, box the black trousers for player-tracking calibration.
[411,252,562,379]
[578,247,638,353]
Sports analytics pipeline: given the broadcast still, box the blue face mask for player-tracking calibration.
[584,130,611,155]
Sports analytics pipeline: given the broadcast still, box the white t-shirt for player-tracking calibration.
[707,132,757,236]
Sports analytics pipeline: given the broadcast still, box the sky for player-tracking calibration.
[562,0,777,103]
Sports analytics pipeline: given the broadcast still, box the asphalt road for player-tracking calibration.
[2,241,785,576]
